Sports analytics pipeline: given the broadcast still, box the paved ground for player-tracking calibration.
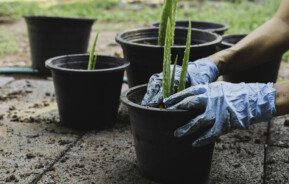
[0,19,289,184]
[0,76,288,184]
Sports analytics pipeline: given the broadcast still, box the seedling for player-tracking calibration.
[178,21,191,92]
[162,19,191,99]
[87,33,99,70]
[158,0,178,46]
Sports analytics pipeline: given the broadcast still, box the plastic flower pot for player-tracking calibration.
[25,16,95,75]
[116,28,222,87]
[45,54,129,130]
[152,20,228,35]
[121,84,215,183]
[220,34,282,83]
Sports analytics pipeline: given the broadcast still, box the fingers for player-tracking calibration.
[165,94,207,110]
[141,75,162,107]
[174,114,213,138]
[164,85,208,107]
[192,126,221,147]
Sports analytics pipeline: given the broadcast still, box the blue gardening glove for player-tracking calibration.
[164,81,276,147]
[141,58,219,107]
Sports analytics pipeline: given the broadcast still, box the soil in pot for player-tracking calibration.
[116,28,222,87]
[220,34,282,83]
[46,54,129,130]
[25,16,95,75]
[152,20,228,35]
[121,85,215,184]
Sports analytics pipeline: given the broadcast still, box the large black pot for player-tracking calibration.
[121,85,215,183]
[25,16,95,75]
[220,34,281,83]
[116,28,222,87]
[152,20,228,35]
[46,54,129,130]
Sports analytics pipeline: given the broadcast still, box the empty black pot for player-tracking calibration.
[220,34,281,83]
[46,54,129,130]
[25,16,95,75]
[116,28,222,87]
[121,85,215,184]
[152,20,228,35]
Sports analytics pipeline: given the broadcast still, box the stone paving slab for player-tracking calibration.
[38,114,268,184]
[210,123,268,184]
[265,146,289,184]
[0,79,81,183]
[268,115,289,147]
[1,77,289,184]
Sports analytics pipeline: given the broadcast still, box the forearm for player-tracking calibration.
[275,81,289,116]
[210,0,289,75]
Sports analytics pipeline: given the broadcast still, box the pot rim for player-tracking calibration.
[23,15,96,23]
[151,20,228,32]
[115,27,222,49]
[221,34,247,47]
[45,54,130,73]
[121,84,188,113]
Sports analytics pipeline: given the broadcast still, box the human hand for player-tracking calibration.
[141,58,219,107]
[164,81,276,147]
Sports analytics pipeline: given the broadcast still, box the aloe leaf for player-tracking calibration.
[162,18,173,99]
[170,0,178,45]
[87,32,99,70]
[158,0,174,46]
[170,55,178,95]
[178,21,191,92]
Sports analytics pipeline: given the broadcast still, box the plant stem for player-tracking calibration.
[170,55,178,95]
[178,21,191,92]
[162,18,173,99]
[158,0,178,46]
[87,32,99,70]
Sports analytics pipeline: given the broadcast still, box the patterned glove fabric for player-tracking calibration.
[142,58,219,107]
[164,81,276,147]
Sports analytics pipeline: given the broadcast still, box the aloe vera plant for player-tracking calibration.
[178,21,191,92]
[158,0,178,46]
[162,19,173,99]
[87,33,99,70]
[162,19,191,99]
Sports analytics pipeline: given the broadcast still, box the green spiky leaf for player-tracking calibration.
[87,32,99,70]
[170,55,178,95]
[162,18,173,99]
[178,21,191,92]
[158,0,178,46]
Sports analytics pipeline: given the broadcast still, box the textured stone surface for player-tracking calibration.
[265,146,289,184]
[268,115,289,147]
[1,77,289,184]
[0,79,80,183]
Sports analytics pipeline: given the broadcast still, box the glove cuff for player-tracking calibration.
[188,58,219,85]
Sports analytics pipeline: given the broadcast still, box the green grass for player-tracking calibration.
[0,0,287,61]
[0,27,18,57]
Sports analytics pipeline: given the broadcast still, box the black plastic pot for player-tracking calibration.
[116,28,222,87]
[25,16,95,75]
[220,34,281,83]
[152,20,228,35]
[121,85,215,184]
[45,54,129,130]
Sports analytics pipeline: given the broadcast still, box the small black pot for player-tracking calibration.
[121,85,215,183]
[220,34,281,83]
[25,16,95,75]
[152,20,228,35]
[116,28,222,87]
[46,54,129,130]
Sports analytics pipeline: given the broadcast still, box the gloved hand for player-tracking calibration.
[141,58,219,107]
[164,81,276,147]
